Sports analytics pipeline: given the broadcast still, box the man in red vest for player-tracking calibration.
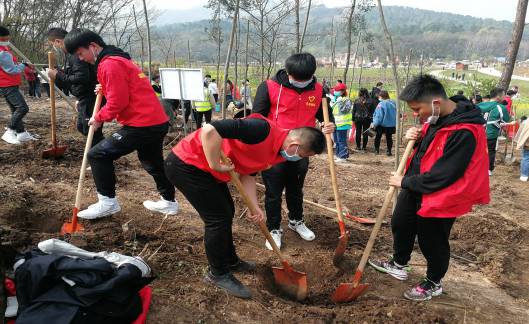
[64,29,178,219]
[252,53,335,250]
[369,74,490,301]
[0,26,37,144]
[165,115,325,298]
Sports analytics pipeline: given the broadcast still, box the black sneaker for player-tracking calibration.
[204,271,252,299]
[386,151,392,156]
[403,278,443,301]
[375,149,380,155]
[229,259,257,273]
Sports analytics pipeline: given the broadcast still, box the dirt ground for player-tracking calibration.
[1,98,528,323]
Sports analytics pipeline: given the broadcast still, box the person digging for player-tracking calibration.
[368,74,490,301]
[252,52,335,250]
[64,29,178,219]
[164,114,325,298]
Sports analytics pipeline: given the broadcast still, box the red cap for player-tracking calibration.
[334,83,347,91]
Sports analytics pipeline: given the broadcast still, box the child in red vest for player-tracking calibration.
[369,74,490,301]
[64,29,178,219]
[165,114,325,299]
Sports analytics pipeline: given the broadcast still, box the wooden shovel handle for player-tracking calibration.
[74,93,103,209]
[219,153,287,262]
[321,97,346,231]
[355,139,416,277]
[48,52,57,147]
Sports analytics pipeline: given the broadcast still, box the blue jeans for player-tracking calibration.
[521,149,529,177]
[0,86,29,132]
[334,129,349,159]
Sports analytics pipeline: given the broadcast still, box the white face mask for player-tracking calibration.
[90,47,99,62]
[427,101,441,125]
[289,77,312,89]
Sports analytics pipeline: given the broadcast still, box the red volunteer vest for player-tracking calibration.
[266,80,323,129]
[173,114,289,182]
[405,123,490,218]
[0,46,21,87]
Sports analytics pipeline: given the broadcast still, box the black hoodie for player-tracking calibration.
[95,45,132,68]
[252,69,334,123]
[402,100,486,196]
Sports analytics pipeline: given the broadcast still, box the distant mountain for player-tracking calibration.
[155,7,211,25]
[151,5,528,63]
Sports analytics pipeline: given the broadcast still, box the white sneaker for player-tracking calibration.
[288,219,315,241]
[16,131,37,142]
[2,129,20,144]
[335,157,348,164]
[489,170,492,176]
[78,194,121,220]
[143,197,179,215]
[521,176,528,182]
[265,229,283,250]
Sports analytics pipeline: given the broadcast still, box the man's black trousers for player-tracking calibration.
[164,152,239,275]
[87,122,175,200]
[374,126,395,153]
[392,189,456,283]
[262,158,309,231]
[77,95,104,146]
[487,138,497,172]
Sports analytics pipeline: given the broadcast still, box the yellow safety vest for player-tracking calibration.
[195,88,213,112]
[332,97,352,127]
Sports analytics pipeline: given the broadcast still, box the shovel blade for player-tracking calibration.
[60,221,84,236]
[332,231,349,267]
[331,282,370,303]
[344,213,377,225]
[272,266,308,301]
[42,146,68,159]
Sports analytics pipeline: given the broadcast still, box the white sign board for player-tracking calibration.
[159,68,204,101]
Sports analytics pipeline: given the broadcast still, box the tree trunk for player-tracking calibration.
[295,0,300,53]
[216,2,221,80]
[220,0,241,119]
[499,0,528,89]
[234,14,240,98]
[142,0,151,81]
[187,39,191,67]
[343,0,357,83]
[358,46,365,88]
[132,5,145,71]
[244,19,250,117]
[376,0,401,168]
[299,0,312,52]
[348,33,361,95]
[329,17,335,82]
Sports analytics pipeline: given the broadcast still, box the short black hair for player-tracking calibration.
[47,28,68,40]
[483,95,491,99]
[358,88,369,98]
[457,90,464,95]
[0,26,10,37]
[291,127,325,154]
[285,52,316,81]
[337,79,343,83]
[205,74,211,78]
[379,90,390,99]
[399,74,447,102]
[506,89,516,96]
[474,94,483,103]
[64,28,106,54]
[490,87,505,99]
[211,79,216,82]
[376,82,383,87]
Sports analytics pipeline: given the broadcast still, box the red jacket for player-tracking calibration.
[503,96,512,115]
[173,114,289,182]
[0,46,21,87]
[24,66,36,81]
[96,56,168,127]
[266,79,323,129]
[406,123,490,218]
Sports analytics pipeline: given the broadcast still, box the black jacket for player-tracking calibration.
[402,100,486,197]
[352,97,376,122]
[252,69,334,123]
[55,53,97,99]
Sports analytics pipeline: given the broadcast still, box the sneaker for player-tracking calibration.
[204,271,252,299]
[335,157,348,164]
[288,219,315,241]
[489,170,492,176]
[368,258,410,281]
[143,197,179,215]
[78,194,121,220]
[386,151,392,156]
[16,131,38,142]
[403,278,443,301]
[2,129,20,144]
[229,259,257,273]
[520,176,528,182]
[265,229,283,250]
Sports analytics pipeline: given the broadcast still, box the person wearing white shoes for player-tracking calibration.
[165,113,325,298]
[252,53,335,250]
[0,26,36,145]
[64,29,178,219]
[514,116,529,182]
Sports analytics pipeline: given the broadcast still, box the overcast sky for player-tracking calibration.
[160,0,521,22]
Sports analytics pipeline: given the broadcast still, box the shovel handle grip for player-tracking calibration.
[321,97,346,230]
[355,139,416,278]
[219,153,287,262]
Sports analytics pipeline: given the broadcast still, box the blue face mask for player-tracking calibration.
[289,78,312,89]
[280,145,302,162]
[334,91,343,97]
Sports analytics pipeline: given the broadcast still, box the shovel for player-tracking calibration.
[61,93,103,236]
[42,52,68,159]
[321,97,349,267]
[331,139,416,303]
[220,153,308,301]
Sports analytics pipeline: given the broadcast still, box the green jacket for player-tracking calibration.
[477,101,511,139]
